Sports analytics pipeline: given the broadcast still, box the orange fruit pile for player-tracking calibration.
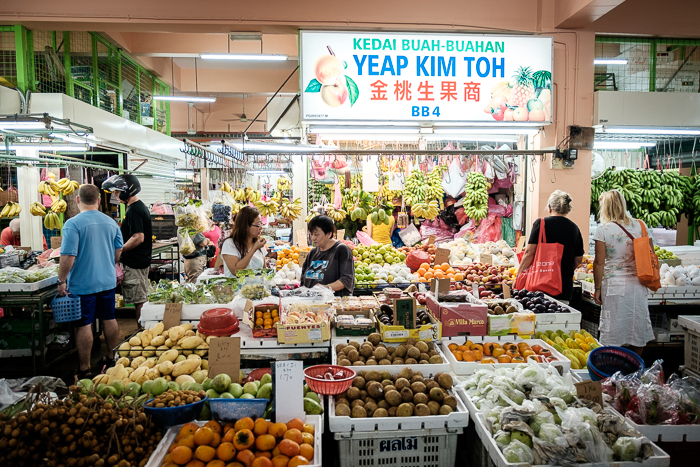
[255,309,279,329]
[415,262,465,283]
[162,418,314,467]
[276,247,311,269]
[447,341,551,364]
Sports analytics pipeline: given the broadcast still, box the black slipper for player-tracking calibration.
[75,368,92,380]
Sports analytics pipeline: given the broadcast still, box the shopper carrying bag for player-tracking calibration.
[515,217,564,296]
[613,220,661,291]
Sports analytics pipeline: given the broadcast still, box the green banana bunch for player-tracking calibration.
[43,211,62,230]
[404,171,427,206]
[463,172,489,222]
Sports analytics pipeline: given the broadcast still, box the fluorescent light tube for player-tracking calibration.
[318,134,421,142]
[593,141,656,150]
[10,145,87,152]
[423,135,519,143]
[200,54,288,61]
[433,127,539,136]
[594,59,628,65]
[152,95,216,103]
[231,142,326,152]
[50,133,96,146]
[0,121,47,130]
[246,170,287,175]
[310,126,418,134]
[600,127,700,136]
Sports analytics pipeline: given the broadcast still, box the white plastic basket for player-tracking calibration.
[334,427,462,467]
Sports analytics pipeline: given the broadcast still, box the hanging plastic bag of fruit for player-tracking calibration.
[333,176,342,209]
[474,214,502,243]
[442,158,467,198]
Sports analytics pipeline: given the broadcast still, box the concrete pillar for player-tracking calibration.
[16,161,44,250]
[291,155,308,244]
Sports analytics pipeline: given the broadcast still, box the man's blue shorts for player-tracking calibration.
[78,288,116,326]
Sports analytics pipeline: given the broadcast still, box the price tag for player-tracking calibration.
[162,303,182,330]
[296,229,308,248]
[427,235,436,245]
[307,329,322,341]
[272,361,304,422]
[207,337,241,381]
[298,250,310,266]
[574,380,603,405]
[385,330,409,339]
[479,253,493,265]
[434,248,450,267]
[336,229,345,240]
[419,329,432,340]
[50,236,63,249]
[430,278,450,294]
[502,282,511,299]
[472,283,480,298]
[515,236,527,254]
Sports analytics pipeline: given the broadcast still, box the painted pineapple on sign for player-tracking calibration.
[483,67,552,122]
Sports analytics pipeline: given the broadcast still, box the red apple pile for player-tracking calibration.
[456,264,515,287]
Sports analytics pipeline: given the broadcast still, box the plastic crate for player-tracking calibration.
[685,329,700,375]
[335,427,462,467]
[581,319,600,339]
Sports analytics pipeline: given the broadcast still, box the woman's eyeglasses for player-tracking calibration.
[251,224,262,228]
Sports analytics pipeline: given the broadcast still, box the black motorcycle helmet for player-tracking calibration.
[102,174,141,202]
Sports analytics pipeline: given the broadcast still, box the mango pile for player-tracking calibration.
[535,329,600,370]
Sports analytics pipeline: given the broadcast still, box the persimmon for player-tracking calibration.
[471,344,484,354]
[483,343,499,356]
[255,452,272,459]
[480,357,497,364]
[210,432,221,448]
[223,428,236,443]
[194,427,215,446]
[301,424,315,435]
[205,420,223,435]
[462,350,476,362]
[283,429,303,445]
[457,345,470,353]
[473,349,483,361]
[299,444,314,462]
[448,343,458,351]
[223,422,236,433]
[502,343,517,351]
[179,423,200,440]
[288,455,309,467]
[172,445,193,465]
[271,447,282,458]
[492,347,506,358]
[530,345,543,354]
[163,463,179,467]
[225,463,245,467]
[278,439,300,458]
[233,429,255,450]
[268,422,288,439]
[254,418,270,436]
[452,350,464,361]
[497,355,512,363]
[185,461,205,467]
[216,442,237,462]
[206,461,226,467]
[255,434,277,452]
[271,455,290,467]
[194,445,216,463]
[179,435,196,449]
[512,356,526,363]
[505,349,520,359]
[251,458,273,467]
[235,417,255,432]
[236,449,256,467]
[522,349,536,358]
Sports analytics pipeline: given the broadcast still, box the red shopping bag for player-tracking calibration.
[514,218,563,296]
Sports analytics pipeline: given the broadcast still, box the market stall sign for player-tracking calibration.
[336,229,345,240]
[479,253,493,265]
[272,360,304,422]
[300,31,553,124]
[50,237,62,249]
[208,336,241,380]
[574,380,603,405]
[163,303,182,330]
[434,248,450,266]
[394,297,417,329]
[296,229,308,248]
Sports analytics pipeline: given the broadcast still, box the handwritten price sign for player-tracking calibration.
[575,380,603,404]
[208,337,241,380]
[272,361,304,422]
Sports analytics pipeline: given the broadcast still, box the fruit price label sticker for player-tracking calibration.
[208,336,241,380]
[502,282,511,299]
[574,380,603,405]
[336,229,345,240]
[394,297,417,329]
[50,236,62,249]
[298,250,310,265]
[428,235,436,245]
[162,303,182,330]
[434,248,450,266]
[272,360,304,422]
[296,229,308,248]
[479,253,493,265]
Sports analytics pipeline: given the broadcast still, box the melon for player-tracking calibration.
[406,250,431,272]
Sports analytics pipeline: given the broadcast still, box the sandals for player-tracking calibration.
[97,356,115,374]
[75,368,93,380]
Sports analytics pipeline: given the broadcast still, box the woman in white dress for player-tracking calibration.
[593,190,655,355]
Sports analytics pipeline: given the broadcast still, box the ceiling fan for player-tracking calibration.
[221,96,265,123]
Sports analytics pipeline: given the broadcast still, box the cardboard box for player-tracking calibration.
[426,293,488,337]
[487,312,536,336]
[243,299,281,338]
[377,312,441,343]
[334,308,376,336]
[276,303,332,344]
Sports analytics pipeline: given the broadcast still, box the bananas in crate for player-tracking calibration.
[30,202,47,217]
[464,172,489,222]
[51,198,67,214]
[0,202,21,218]
[279,198,302,221]
[44,211,63,230]
[325,206,347,222]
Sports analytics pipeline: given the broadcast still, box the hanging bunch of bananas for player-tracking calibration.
[279,198,302,221]
[375,175,402,203]
[51,198,67,214]
[233,188,247,202]
[325,206,347,222]
[44,211,63,230]
[220,181,234,195]
[56,178,80,196]
[411,199,440,220]
[305,209,320,222]
[246,187,262,203]
[38,180,58,196]
[403,171,427,206]
[464,172,489,222]
[0,202,21,218]
[277,176,291,192]
[254,198,279,216]
[30,202,47,217]
[230,202,243,215]
[426,166,447,208]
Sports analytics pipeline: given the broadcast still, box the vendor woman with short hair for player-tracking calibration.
[301,215,355,296]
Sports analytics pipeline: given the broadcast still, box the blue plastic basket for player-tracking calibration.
[587,346,645,381]
[143,396,208,427]
[50,294,82,323]
[209,398,268,423]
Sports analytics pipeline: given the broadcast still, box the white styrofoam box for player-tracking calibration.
[572,368,591,381]
[679,315,700,334]
[474,408,670,467]
[439,339,571,376]
[649,286,700,300]
[652,328,686,344]
[335,426,462,467]
[579,280,595,295]
[146,415,323,467]
[0,275,58,292]
[625,416,700,443]
[330,337,450,374]
[531,295,582,325]
[665,245,700,263]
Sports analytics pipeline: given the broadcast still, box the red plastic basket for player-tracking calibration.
[304,365,356,395]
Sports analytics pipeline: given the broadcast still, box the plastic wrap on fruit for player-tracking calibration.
[501,439,534,464]
[612,436,646,462]
[640,359,665,385]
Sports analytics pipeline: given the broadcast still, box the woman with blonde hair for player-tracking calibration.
[517,190,585,302]
[593,189,655,355]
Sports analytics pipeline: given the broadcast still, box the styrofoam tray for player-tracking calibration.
[439,339,571,375]
[330,337,451,374]
[145,415,323,467]
[0,276,58,292]
[474,408,670,467]
[649,286,700,300]
[678,315,700,334]
[622,412,700,442]
[531,295,582,325]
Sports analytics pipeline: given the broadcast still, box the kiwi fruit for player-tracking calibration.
[374,347,388,360]
[493,306,504,315]
[367,333,381,346]
[426,380,439,392]
[347,387,361,401]
[336,398,350,407]
[367,381,384,399]
[405,338,417,346]
[384,390,402,407]
[357,371,367,379]
[414,403,431,416]
[394,345,407,358]
[352,376,366,390]
[373,408,389,418]
[377,400,389,410]
[335,343,346,354]
[365,401,378,416]
[410,374,424,384]
[419,360,429,365]
[337,391,348,400]
[428,350,439,357]
[413,393,429,405]
[443,395,458,411]
[359,390,368,400]
[394,377,409,391]
[335,404,351,416]
[380,370,393,381]
[392,358,405,365]
[426,341,434,351]
[381,379,393,387]
[352,361,366,366]
[365,370,381,382]
[419,352,430,361]
[366,359,378,365]
[358,356,367,363]
[414,371,424,378]
[416,341,429,353]
[342,345,355,355]
[405,358,418,365]
[439,405,453,415]
[397,403,413,417]
[407,347,421,360]
[428,400,440,415]
[351,406,367,418]
[429,355,444,364]
[388,406,397,417]
[347,349,360,362]
[411,381,427,394]
[379,359,392,366]
[360,344,374,358]
[384,385,397,393]
[429,387,445,403]
[338,358,352,366]
[399,368,414,380]
[400,387,414,402]
[365,396,376,405]
[349,341,361,350]
[386,345,396,354]
[351,399,365,408]
[437,373,454,390]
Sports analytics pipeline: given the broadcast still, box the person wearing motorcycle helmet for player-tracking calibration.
[102,174,152,327]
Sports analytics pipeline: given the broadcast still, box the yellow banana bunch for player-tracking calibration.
[38,181,57,196]
[305,211,319,222]
[247,189,262,203]
[233,189,247,202]
[325,206,347,222]
[279,198,302,221]
[0,202,21,218]
[52,199,67,214]
[254,199,279,217]
[30,202,47,217]
[57,179,80,196]
[411,200,439,220]
[277,177,291,191]
[220,181,234,195]
[230,202,242,215]
[43,211,63,230]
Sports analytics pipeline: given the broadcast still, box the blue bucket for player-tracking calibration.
[143,396,208,427]
[587,346,645,381]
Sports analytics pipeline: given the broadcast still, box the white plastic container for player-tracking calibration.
[330,337,451,374]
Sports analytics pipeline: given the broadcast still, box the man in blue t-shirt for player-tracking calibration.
[58,184,124,379]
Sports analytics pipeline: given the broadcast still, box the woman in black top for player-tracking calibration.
[516,190,584,302]
[301,216,355,296]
